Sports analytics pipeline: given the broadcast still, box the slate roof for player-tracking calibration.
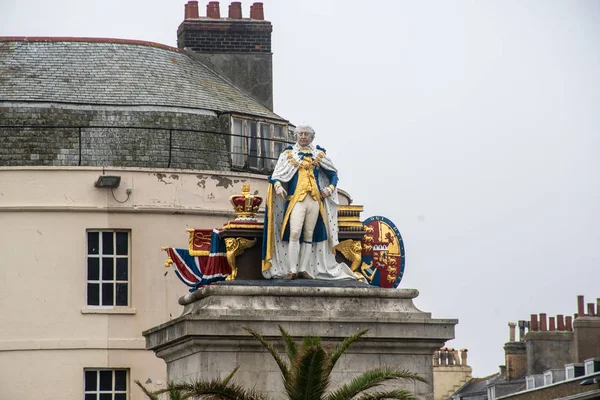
[0,38,283,120]
[450,373,501,399]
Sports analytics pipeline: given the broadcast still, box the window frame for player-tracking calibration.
[85,229,132,309]
[270,124,288,169]
[84,368,129,400]
[229,115,289,171]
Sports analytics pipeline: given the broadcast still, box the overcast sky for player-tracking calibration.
[1,0,599,377]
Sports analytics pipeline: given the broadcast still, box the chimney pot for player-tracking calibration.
[587,303,596,316]
[566,315,573,331]
[518,320,528,341]
[451,348,461,366]
[577,295,585,317]
[228,1,242,18]
[460,349,468,366]
[440,348,448,365]
[539,313,547,331]
[508,322,517,342]
[530,314,539,331]
[187,1,199,18]
[557,314,565,331]
[549,317,556,331]
[250,2,264,20]
[207,1,221,18]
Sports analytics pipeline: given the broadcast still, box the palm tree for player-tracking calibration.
[136,327,425,400]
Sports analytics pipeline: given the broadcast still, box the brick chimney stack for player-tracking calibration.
[573,294,600,363]
[505,322,527,380]
[178,1,274,110]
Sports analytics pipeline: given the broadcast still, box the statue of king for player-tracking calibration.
[261,123,356,280]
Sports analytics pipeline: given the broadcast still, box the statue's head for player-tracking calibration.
[294,123,315,147]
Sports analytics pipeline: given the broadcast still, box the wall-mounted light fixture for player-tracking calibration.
[94,175,121,189]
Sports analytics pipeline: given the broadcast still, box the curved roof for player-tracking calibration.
[0,37,282,120]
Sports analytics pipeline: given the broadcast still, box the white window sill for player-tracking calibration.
[81,307,137,315]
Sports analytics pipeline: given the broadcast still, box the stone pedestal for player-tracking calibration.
[143,282,457,399]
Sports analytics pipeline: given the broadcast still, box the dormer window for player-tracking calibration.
[231,116,290,171]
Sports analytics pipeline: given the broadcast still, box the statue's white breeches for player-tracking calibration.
[289,196,320,243]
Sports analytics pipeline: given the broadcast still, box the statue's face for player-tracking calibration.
[296,130,313,147]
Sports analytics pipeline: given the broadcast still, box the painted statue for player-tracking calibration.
[261,123,355,280]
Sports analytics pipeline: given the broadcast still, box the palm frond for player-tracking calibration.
[354,389,418,400]
[222,366,240,386]
[243,326,290,380]
[299,335,322,353]
[163,380,189,400]
[135,380,191,398]
[279,325,298,363]
[326,329,369,373]
[326,367,425,400]
[287,345,330,400]
[166,379,269,400]
[169,386,186,400]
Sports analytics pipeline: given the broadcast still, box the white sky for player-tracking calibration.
[1,0,599,378]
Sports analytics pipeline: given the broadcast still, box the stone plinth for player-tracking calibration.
[143,282,457,399]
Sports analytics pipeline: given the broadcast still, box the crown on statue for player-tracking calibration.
[229,184,263,220]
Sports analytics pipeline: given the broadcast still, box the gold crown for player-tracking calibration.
[229,184,263,220]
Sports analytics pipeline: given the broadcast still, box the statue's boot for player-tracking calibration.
[285,241,300,280]
[297,242,314,279]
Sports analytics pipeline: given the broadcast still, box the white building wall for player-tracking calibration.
[0,166,269,400]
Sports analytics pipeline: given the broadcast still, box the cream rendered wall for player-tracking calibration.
[433,365,473,400]
[0,167,269,400]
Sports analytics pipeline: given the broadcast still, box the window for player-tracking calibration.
[87,230,130,307]
[231,118,244,167]
[271,125,287,169]
[584,359,600,375]
[84,369,128,400]
[247,120,259,169]
[525,375,540,389]
[487,385,495,400]
[230,117,289,170]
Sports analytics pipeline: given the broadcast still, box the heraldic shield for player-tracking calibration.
[360,216,406,288]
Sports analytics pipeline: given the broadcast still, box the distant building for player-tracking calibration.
[0,2,318,399]
[450,295,600,400]
[433,346,473,400]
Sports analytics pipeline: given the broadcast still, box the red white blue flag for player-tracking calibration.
[164,229,230,291]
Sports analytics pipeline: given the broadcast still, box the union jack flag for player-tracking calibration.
[164,229,230,291]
